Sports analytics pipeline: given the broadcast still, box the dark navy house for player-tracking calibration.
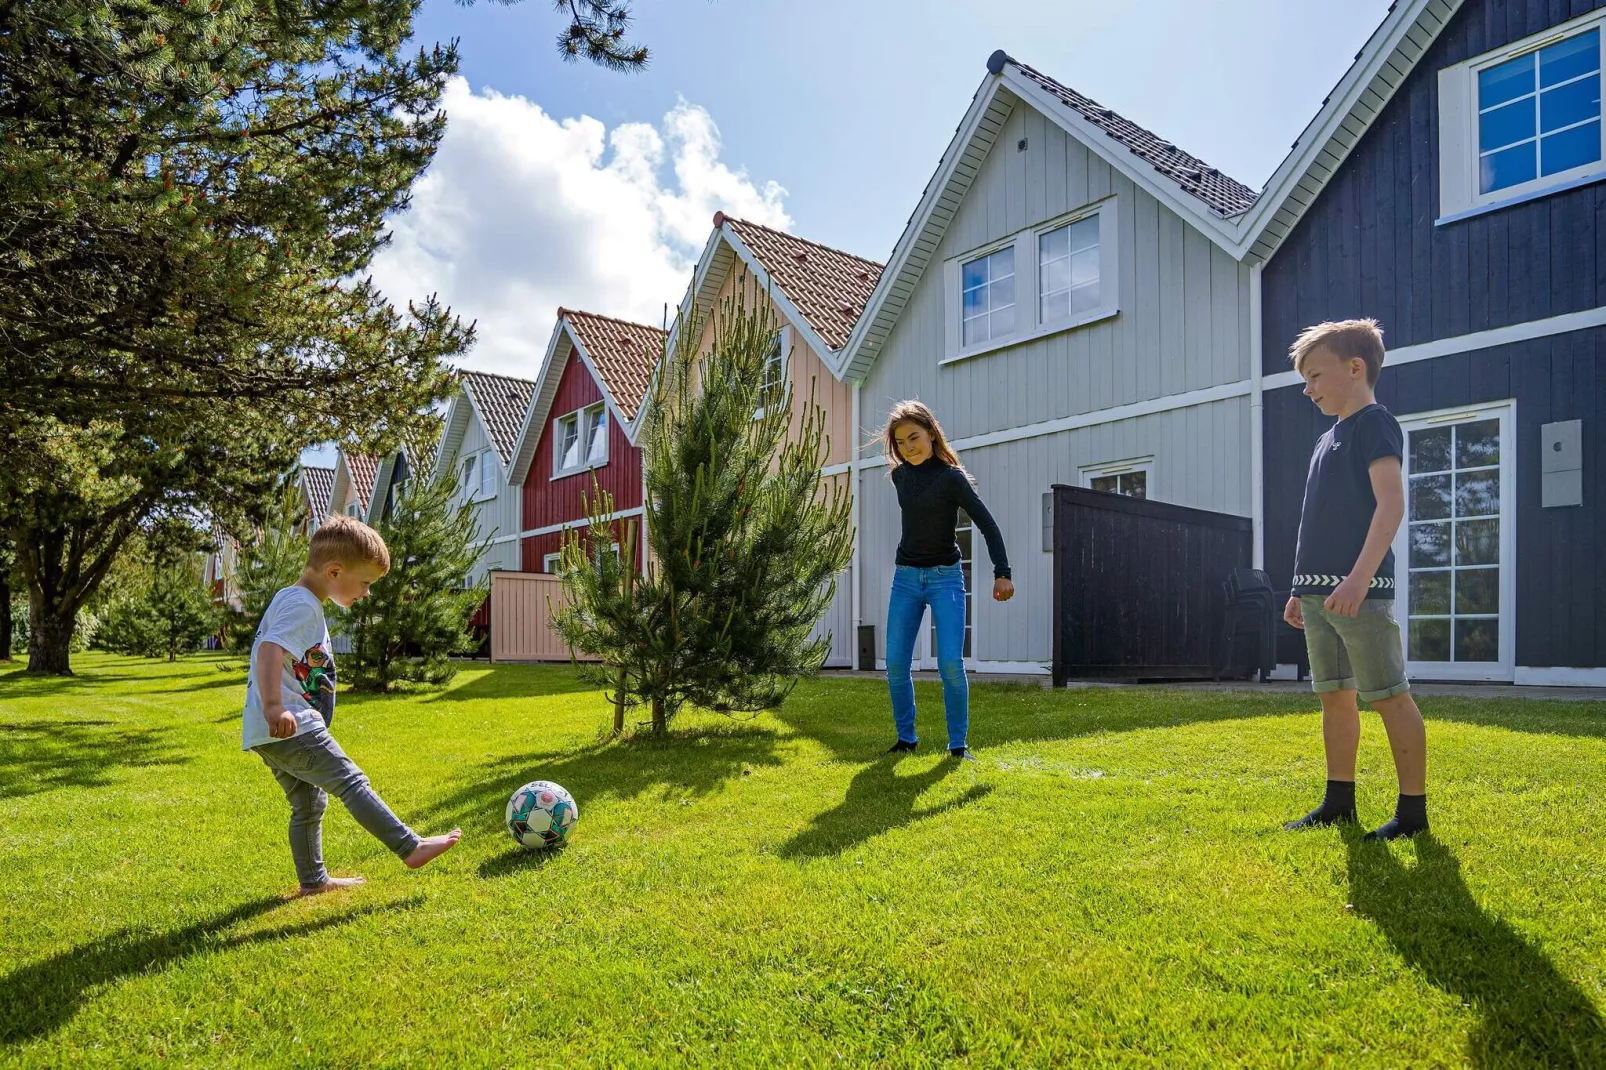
[1260,0,1605,686]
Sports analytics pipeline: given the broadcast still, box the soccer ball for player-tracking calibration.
[505,780,578,850]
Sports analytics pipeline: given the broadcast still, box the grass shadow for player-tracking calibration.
[0,719,189,799]
[779,678,1311,764]
[1345,833,1606,1068]
[150,673,246,695]
[479,843,567,879]
[417,721,785,837]
[0,670,147,696]
[423,662,599,703]
[1414,696,1606,742]
[0,894,422,1045]
[777,756,993,860]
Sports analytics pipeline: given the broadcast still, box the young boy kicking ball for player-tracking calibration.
[1283,319,1429,841]
[243,515,461,894]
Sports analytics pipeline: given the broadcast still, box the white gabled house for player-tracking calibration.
[434,371,538,585]
[832,51,1266,674]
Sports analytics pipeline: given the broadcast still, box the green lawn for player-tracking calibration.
[2,653,1604,1068]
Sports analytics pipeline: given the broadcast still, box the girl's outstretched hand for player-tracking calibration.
[993,577,1014,602]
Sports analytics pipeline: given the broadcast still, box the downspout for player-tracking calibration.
[1249,261,1265,571]
[850,381,863,656]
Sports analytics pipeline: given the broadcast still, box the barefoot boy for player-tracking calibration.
[243,515,461,894]
[1282,320,1429,841]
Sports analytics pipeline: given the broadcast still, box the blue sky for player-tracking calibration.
[307,0,1394,469]
[408,0,1393,258]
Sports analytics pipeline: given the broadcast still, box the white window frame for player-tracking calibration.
[478,450,498,501]
[1079,456,1155,500]
[542,551,563,574]
[1438,10,1606,223]
[942,197,1119,365]
[552,402,609,479]
[346,500,362,517]
[754,326,791,420]
[1392,401,1517,683]
[459,454,479,504]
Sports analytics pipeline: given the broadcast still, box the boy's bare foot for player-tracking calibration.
[404,829,463,869]
[296,875,366,897]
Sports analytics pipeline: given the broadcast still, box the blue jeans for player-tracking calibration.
[255,726,420,888]
[885,564,969,749]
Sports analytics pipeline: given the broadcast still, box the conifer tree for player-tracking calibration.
[333,450,489,692]
[554,288,854,735]
[224,479,312,653]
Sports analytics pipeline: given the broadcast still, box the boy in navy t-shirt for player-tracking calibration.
[1282,319,1428,841]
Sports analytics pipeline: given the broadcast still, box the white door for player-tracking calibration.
[918,512,976,669]
[1393,403,1515,681]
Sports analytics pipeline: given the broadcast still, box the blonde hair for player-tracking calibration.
[1290,318,1386,386]
[309,515,390,573]
[881,400,971,483]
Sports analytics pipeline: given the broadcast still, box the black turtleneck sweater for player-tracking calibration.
[891,458,1011,579]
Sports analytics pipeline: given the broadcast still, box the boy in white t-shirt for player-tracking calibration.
[244,515,461,895]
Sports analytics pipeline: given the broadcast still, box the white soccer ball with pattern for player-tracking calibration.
[505,780,578,850]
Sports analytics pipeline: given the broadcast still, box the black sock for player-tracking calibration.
[885,739,917,754]
[1284,779,1358,830]
[1364,793,1429,841]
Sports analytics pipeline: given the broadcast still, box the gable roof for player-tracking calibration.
[1010,61,1258,218]
[300,465,334,521]
[330,451,378,519]
[560,310,664,423]
[506,309,666,485]
[717,215,883,350]
[459,371,537,465]
[836,4,1466,380]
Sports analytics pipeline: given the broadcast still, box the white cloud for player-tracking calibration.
[367,78,791,379]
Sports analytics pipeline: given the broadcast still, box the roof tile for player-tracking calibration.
[718,216,883,350]
[301,465,335,521]
[459,371,537,464]
[1009,60,1259,217]
[344,453,377,510]
[560,310,666,422]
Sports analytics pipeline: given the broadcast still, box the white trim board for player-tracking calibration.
[1263,306,1606,391]
[509,505,646,543]
[1513,667,1606,687]
[858,379,1253,469]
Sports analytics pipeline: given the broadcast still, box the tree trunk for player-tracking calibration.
[27,594,74,675]
[0,570,12,662]
[651,694,666,736]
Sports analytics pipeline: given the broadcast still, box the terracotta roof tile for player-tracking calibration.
[1009,60,1259,217]
[301,465,334,521]
[716,216,884,350]
[344,453,377,510]
[560,310,666,422]
[460,370,537,465]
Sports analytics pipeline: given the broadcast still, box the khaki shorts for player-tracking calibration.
[1300,595,1411,703]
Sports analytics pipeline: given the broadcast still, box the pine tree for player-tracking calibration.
[97,553,215,661]
[1,1,470,674]
[333,450,490,692]
[224,479,312,653]
[554,287,855,735]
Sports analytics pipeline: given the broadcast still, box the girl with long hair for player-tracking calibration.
[880,401,1013,760]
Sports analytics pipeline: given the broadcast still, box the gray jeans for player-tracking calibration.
[255,726,420,888]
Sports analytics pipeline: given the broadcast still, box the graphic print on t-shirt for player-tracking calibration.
[291,644,336,720]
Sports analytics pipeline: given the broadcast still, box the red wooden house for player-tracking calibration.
[507,308,665,576]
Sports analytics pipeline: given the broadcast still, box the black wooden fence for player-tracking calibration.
[1051,485,1252,685]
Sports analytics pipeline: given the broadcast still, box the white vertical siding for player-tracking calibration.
[856,98,1255,669]
[443,415,523,579]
